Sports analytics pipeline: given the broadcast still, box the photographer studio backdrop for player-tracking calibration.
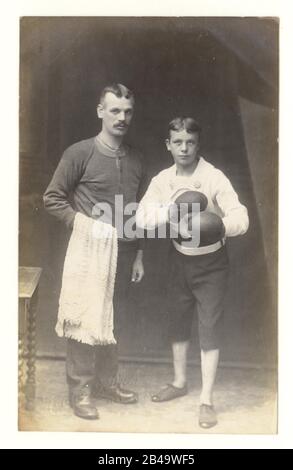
[19,17,278,366]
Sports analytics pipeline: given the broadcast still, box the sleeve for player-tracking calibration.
[213,170,249,237]
[135,153,149,250]
[43,146,85,229]
[136,175,171,230]
[136,153,150,203]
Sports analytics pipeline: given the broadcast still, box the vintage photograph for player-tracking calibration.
[18,16,278,433]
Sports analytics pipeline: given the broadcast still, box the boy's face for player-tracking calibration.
[166,129,200,169]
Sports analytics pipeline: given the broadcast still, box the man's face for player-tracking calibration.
[166,129,200,169]
[97,92,134,137]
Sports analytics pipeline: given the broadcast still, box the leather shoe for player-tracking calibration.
[199,404,217,428]
[93,384,138,404]
[69,385,99,420]
[151,383,188,402]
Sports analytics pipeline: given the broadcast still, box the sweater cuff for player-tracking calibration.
[65,210,78,230]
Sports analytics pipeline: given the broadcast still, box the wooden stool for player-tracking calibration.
[18,267,42,411]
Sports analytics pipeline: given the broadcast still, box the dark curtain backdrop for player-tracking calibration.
[19,17,278,365]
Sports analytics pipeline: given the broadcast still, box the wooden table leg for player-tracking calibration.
[19,267,42,414]
[25,292,37,410]
[18,336,25,411]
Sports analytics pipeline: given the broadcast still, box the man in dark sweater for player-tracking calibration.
[44,83,146,420]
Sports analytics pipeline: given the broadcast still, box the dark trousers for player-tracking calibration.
[66,242,137,393]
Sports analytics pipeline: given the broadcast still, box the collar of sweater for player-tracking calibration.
[95,135,128,158]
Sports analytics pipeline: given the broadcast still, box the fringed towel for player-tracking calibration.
[56,212,118,345]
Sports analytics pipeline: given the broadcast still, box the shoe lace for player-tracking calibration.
[76,385,91,404]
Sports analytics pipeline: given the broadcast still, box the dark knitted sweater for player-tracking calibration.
[43,136,147,242]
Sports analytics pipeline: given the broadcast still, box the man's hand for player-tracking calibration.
[131,250,144,283]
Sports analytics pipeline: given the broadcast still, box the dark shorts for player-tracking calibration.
[167,244,229,351]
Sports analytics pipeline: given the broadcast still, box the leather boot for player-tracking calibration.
[69,384,99,419]
[93,383,138,404]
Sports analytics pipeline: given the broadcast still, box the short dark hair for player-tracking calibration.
[99,83,134,105]
[168,117,202,139]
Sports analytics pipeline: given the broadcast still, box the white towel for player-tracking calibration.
[55,212,118,345]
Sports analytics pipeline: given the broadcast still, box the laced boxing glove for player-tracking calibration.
[169,190,225,246]
[169,190,208,226]
[175,211,225,247]
[196,211,225,246]
[174,190,208,214]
